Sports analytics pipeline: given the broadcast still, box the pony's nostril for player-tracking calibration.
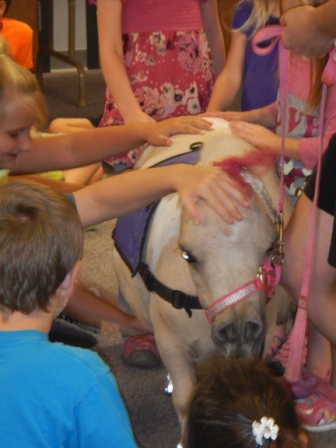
[216,321,261,345]
[244,321,261,343]
[217,323,237,344]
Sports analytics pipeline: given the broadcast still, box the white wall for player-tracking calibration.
[53,0,87,51]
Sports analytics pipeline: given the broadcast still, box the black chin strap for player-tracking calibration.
[138,261,202,318]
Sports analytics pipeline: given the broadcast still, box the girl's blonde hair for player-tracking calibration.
[235,0,322,36]
[234,0,328,111]
[0,35,47,130]
[235,0,279,36]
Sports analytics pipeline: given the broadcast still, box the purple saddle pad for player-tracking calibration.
[112,148,202,275]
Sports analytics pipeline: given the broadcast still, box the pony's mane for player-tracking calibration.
[214,150,276,195]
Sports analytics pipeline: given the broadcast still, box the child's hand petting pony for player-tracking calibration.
[145,116,213,147]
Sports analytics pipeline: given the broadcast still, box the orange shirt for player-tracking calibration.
[1,18,33,69]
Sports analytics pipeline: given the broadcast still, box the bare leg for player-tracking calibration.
[64,283,153,334]
[282,193,334,378]
[307,322,332,377]
[63,164,103,185]
[48,118,94,134]
[49,119,103,186]
[332,346,336,389]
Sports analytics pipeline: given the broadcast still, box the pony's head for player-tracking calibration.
[178,153,278,357]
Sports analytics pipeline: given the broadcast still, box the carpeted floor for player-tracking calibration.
[42,69,106,123]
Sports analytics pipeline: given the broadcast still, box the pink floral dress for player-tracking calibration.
[89,0,215,167]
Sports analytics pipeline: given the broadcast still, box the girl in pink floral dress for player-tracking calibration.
[84,0,225,369]
[90,0,225,168]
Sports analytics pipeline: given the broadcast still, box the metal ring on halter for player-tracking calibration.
[271,251,284,266]
[190,142,204,151]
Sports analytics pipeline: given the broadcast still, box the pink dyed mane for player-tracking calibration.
[214,150,276,196]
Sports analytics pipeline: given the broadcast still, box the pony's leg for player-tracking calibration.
[158,337,196,442]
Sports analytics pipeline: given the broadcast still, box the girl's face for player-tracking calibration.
[0,102,34,170]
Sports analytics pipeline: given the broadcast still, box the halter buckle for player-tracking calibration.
[274,212,285,265]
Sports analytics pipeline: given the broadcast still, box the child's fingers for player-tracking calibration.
[205,178,249,223]
[182,201,202,226]
[182,193,243,226]
[201,111,232,120]
[180,170,251,225]
[216,171,251,208]
[170,119,213,134]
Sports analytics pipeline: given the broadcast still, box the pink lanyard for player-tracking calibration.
[253,26,336,381]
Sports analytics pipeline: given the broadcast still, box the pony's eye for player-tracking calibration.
[181,251,197,263]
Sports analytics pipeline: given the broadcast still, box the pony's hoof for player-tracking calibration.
[123,334,160,367]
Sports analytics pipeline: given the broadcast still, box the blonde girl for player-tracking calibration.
[208,0,281,113]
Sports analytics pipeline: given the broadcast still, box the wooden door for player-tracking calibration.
[5,0,39,69]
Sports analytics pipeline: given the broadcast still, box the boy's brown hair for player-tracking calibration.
[0,181,83,317]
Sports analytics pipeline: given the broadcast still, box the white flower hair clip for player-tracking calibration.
[252,417,279,445]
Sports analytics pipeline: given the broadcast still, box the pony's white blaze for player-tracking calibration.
[111,118,293,442]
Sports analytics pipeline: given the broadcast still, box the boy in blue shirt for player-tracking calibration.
[0,180,138,448]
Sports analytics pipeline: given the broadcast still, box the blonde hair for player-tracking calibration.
[234,0,328,111]
[235,0,322,36]
[0,35,47,130]
[234,0,279,36]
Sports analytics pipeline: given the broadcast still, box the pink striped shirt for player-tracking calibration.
[89,0,208,33]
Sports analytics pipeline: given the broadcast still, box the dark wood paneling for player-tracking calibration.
[6,0,39,69]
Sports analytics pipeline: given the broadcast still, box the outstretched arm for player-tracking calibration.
[228,121,300,159]
[11,117,213,173]
[207,30,246,111]
[210,105,277,128]
[74,164,251,228]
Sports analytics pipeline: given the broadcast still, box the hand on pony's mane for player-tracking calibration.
[214,150,276,197]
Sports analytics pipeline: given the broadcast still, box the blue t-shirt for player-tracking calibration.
[0,330,138,448]
[232,0,279,111]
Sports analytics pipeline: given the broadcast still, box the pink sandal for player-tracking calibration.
[123,333,160,367]
[290,367,331,399]
[296,382,336,429]
[268,331,307,373]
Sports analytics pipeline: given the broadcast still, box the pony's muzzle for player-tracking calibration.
[212,317,266,357]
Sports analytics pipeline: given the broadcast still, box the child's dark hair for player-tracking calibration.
[184,357,302,448]
[3,0,12,15]
[0,181,83,318]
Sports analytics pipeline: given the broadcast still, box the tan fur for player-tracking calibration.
[111,118,294,439]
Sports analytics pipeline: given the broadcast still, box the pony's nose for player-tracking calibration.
[215,320,262,346]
